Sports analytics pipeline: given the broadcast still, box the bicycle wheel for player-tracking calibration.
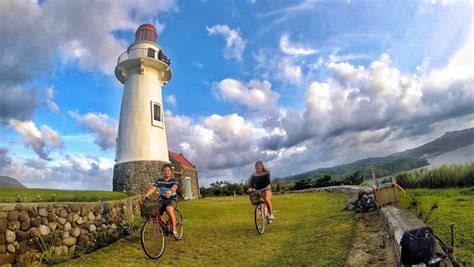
[254,202,265,234]
[174,209,184,240]
[141,219,166,259]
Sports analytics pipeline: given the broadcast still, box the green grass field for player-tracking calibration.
[0,188,128,203]
[60,193,355,266]
[400,187,474,266]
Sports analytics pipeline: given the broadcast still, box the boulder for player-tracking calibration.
[30,217,41,227]
[47,212,56,222]
[7,220,19,231]
[81,206,91,217]
[56,217,67,225]
[71,204,80,213]
[53,245,68,257]
[6,230,16,242]
[27,207,38,217]
[38,208,47,217]
[76,217,84,225]
[77,234,89,246]
[18,211,28,222]
[7,243,15,253]
[87,211,95,221]
[16,230,29,242]
[71,227,80,237]
[88,224,96,232]
[38,225,50,236]
[48,222,57,231]
[63,237,76,247]
[62,231,70,239]
[59,208,68,218]
[19,220,30,231]
[41,217,49,225]
[64,222,72,231]
[15,204,26,212]
[30,227,40,237]
[7,211,19,221]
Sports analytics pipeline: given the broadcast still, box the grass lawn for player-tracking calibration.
[60,192,355,266]
[400,187,474,266]
[0,188,128,203]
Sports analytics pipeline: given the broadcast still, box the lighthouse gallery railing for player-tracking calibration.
[117,48,171,67]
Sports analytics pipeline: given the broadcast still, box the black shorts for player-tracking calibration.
[158,198,177,215]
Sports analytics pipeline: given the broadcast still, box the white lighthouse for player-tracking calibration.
[113,23,172,193]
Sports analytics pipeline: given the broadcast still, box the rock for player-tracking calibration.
[6,230,16,242]
[30,217,41,227]
[53,237,62,246]
[89,224,96,232]
[56,217,67,225]
[16,231,29,242]
[38,208,47,217]
[7,243,15,253]
[0,212,7,219]
[103,203,112,214]
[19,220,30,231]
[80,229,88,235]
[59,208,68,218]
[68,245,76,254]
[63,237,76,246]
[71,227,80,237]
[38,225,50,236]
[0,244,5,253]
[71,204,80,213]
[0,234,5,245]
[48,212,56,222]
[81,206,91,217]
[71,212,80,222]
[28,207,38,217]
[95,214,102,221]
[0,219,7,233]
[7,211,19,221]
[7,220,19,231]
[41,217,49,225]
[76,217,84,225]
[62,231,70,239]
[18,211,28,222]
[64,222,72,231]
[30,227,40,237]
[0,253,14,265]
[17,242,28,254]
[15,204,26,211]
[53,245,68,257]
[93,205,102,215]
[48,222,57,231]
[87,211,95,221]
[78,234,89,246]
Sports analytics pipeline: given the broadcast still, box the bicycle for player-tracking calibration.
[140,199,184,259]
[248,188,272,234]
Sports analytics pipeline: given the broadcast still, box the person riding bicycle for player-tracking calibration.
[145,164,180,239]
[247,161,274,222]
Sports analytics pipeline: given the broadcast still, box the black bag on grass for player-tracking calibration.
[400,226,436,265]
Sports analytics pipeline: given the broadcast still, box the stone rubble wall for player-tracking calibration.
[0,196,142,265]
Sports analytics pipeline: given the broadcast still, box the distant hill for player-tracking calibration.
[276,127,474,183]
[0,175,26,188]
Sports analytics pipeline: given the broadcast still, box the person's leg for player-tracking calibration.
[166,205,176,231]
[263,190,273,214]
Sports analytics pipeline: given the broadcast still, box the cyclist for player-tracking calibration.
[247,161,274,222]
[145,163,180,239]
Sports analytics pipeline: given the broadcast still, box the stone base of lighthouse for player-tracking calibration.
[113,160,169,194]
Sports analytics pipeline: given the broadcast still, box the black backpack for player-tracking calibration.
[400,226,436,265]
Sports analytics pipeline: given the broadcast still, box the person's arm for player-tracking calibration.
[247,176,255,192]
[145,186,157,199]
[165,180,179,199]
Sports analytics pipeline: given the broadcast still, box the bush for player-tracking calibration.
[397,163,474,188]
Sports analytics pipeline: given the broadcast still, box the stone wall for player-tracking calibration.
[0,196,141,265]
[113,160,169,194]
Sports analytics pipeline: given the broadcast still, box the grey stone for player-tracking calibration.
[59,208,68,218]
[87,211,95,221]
[19,220,30,231]
[62,231,70,239]
[71,204,80,213]
[16,230,29,242]
[71,227,80,237]
[28,208,38,217]
[76,217,84,224]
[41,217,48,225]
[48,222,57,231]
[15,204,26,211]
[6,230,16,242]
[113,160,168,194]
[38,208,47,217]
[30,227,40,237]
[78,234,89,246]
[48,212,56,222]
[18,211,28,222]
[38,225,50,236]
[88,224,96,232]
[30,217,41,227]
[7,220,19,231]
[63,237,76,247]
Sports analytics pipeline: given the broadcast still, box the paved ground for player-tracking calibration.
[345,211,398,266]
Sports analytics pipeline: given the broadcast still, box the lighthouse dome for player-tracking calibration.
[135,23,157,43]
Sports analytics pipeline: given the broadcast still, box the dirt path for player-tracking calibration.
[345,211,398,266]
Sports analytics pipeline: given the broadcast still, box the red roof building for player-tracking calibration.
[169,151,200,199]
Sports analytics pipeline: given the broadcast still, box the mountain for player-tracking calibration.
[0,175,26,188]
[277,127,474,183]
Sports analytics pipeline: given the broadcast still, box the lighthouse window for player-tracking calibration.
[147,48,155,58]
[151,101,163,127]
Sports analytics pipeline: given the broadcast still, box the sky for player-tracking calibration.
[0,0,472,190]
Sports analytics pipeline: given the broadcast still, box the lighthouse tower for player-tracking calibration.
[113,24,172,194]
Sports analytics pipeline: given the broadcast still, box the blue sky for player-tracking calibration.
[0,0,472,190]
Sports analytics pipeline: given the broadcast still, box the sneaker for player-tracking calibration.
[267,213,274,224]
[172,230,180,240]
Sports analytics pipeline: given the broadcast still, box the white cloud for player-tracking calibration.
[281,59,303,85]
[166,95,177,107]
[280,34,318,56]
[206,24,246,61]
[8,119,64,160]
[215,79,279,111]
[69,111,118,150]
[45,86,60,113]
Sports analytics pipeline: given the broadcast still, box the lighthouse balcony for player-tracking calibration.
[115,48,172,84]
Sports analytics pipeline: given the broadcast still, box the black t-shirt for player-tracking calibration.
[250,172,270,190]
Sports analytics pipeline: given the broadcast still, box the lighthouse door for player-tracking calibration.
[185,177,193,200]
